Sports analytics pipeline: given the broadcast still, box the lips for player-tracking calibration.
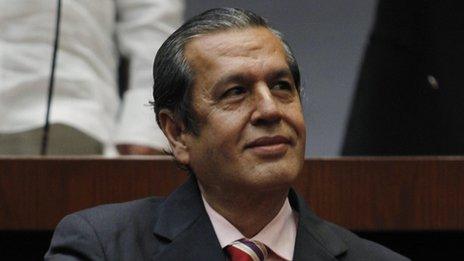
[245,135,291,149]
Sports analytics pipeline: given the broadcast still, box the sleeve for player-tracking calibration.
[113,0,185,150]
[44,214,105,260]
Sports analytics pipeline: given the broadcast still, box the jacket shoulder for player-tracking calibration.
[74,197,164,226]
[45,197,165,260]
[325,222,410,261]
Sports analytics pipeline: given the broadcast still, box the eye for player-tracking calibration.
[221,86,248,99]
[272,81,294,91]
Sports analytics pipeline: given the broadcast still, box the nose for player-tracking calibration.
[250,84,282,126]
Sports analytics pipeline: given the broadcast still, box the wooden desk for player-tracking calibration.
[0,157,463,231]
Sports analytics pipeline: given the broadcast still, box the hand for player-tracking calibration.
[116,144,165,155]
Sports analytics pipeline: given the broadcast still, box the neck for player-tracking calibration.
[200,183,289,238]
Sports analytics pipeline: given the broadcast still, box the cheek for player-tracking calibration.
[286,104,306,138]
[296,115,306,140]
[207,108,251,145]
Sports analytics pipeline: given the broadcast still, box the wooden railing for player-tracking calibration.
[1,157,463,231]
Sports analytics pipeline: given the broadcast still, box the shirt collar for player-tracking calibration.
[200,191,298,260]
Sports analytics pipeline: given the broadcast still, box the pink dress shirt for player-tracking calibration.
[201,193,298,260]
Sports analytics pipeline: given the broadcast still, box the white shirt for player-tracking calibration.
[0,0,184,151]
[201,194,298,261]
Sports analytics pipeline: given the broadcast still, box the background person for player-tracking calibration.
[0,0,184,155]
[343,0,464,155]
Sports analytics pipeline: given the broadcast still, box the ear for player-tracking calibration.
[158,109,191,165]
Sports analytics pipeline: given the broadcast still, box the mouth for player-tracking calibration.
[245,135,292,156]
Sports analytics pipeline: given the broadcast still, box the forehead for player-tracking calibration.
[184,27,289,80]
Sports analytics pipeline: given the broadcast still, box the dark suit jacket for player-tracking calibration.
[343,0,464,155]
[45,176,408,260]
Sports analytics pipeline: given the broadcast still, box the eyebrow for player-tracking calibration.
[266,68,294,83]
[213,68,294,90]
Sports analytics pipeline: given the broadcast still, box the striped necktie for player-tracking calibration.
[225,238,269,261]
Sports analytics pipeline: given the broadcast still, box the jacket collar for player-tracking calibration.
[152,175,226,260]
[289,189,348,260]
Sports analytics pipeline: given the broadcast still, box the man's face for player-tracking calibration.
[182,27,306,193]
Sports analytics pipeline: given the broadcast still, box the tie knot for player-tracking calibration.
[225,239,269,261]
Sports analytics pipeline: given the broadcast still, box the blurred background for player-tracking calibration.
[3,0,462,157]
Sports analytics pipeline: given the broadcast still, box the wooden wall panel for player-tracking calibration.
[0,157,463,231]
[296,158,464,230]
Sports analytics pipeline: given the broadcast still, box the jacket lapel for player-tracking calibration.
[290,189,348,261]
[152,175,226,260]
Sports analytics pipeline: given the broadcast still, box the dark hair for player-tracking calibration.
[152,7,300,135]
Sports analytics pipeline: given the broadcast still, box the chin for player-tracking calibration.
[248,161,301,189]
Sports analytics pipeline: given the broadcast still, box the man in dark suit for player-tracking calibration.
[46,8,409,260]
